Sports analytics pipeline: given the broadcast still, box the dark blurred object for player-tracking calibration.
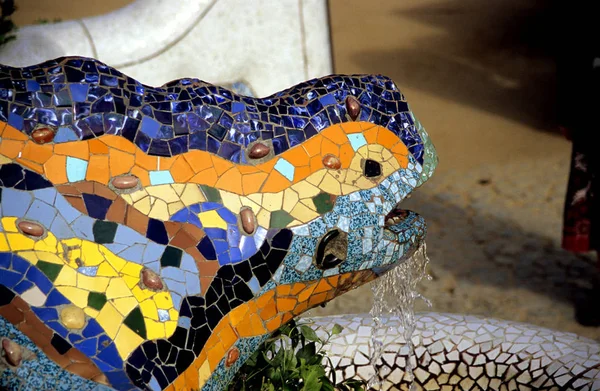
[0,0,16,47]
[557,3,600,326]
[558,6,600,255]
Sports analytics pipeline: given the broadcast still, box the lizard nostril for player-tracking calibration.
[315,229,347,270]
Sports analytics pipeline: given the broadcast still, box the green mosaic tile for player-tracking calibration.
[160,246,183,267]
[124,307,147,339]
[87,292,107,311]
[269,210,294,228]
[312,192,336,214]
[200,184,222,203]
[36,260,62,282]
[92,220,118,244]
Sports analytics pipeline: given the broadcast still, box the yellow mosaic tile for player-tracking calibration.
[95,303,122,338]
[53,265,78,286]
[198,210,227,230]
[83,308,99,318]
[146,184,180,203]
[106,279,132,299]
[134,196,152,215]
[6,233,36,252]
[112,297,139,316]
[148,199,170,220]
[256,209,271,228]
[114,326,144,359]
[282,189,300,212]
[180,184,206,205]
[58,286,89,307]
[262,192,283,212]
[167,201,186,215]
[220,192,242,213]
[145,319,166,340]
[76,274,110,292]
[140,300,159,321]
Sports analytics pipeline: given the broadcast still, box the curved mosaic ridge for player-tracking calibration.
[312,313,600,390]
[0,56,437,390]
[0,57,426,164]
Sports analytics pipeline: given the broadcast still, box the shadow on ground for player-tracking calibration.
[345,0,559,132]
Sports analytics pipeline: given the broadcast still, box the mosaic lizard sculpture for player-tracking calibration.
[0,57,598,391]
[0,56,434,390]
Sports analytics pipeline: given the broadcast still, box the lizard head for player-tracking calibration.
[257,74,439,312]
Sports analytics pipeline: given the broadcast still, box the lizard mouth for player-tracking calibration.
[384,194,416,230]
[382,194,426,251]
[385,203,411,227]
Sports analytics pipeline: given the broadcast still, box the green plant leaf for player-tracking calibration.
[268,348,285,367]
[331,323,343,336]
[340,379,367,391]
[231,321,360,391]
[296,341,316,362]
[300,364,324,391]
[320,376,336,391]
[300,325,320,342]
[268,366,281,383]
[283,348,298,373]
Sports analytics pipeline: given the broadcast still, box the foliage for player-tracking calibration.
[230,320,367,391]
[0,0,16,47]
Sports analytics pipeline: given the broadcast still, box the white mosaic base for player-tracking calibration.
[0,0,333,96]
[305,313,600,390]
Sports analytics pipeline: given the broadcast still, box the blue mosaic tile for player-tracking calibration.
[273,158,295,181]
[66,156,88,182]
[149,170,174,186]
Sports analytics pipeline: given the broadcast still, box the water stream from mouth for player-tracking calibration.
[368,243,431,390]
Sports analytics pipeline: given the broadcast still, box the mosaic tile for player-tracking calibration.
[309,313,600,391]
[0,56,439,390]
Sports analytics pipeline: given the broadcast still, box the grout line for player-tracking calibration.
[114,0,218,69]
[325,0,335,74]
[298,0,309,80]
[77,19,98,59]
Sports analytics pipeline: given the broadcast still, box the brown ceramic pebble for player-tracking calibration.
[248,142,270,159]
[2,339,22,367]
[141,268,164,290]
[345,96,360,120]
[17,220,44,237]
[31,127,55,144]
[225,347,240,367]
[322,154,341,170]
[239,208,256,235]
[111,175,139,189]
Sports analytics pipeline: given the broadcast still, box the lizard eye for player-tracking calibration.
[364,159,381,178]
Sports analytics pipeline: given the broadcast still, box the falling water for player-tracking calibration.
[368,243,431,390]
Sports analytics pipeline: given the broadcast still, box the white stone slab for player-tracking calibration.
[0,0,332,96]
